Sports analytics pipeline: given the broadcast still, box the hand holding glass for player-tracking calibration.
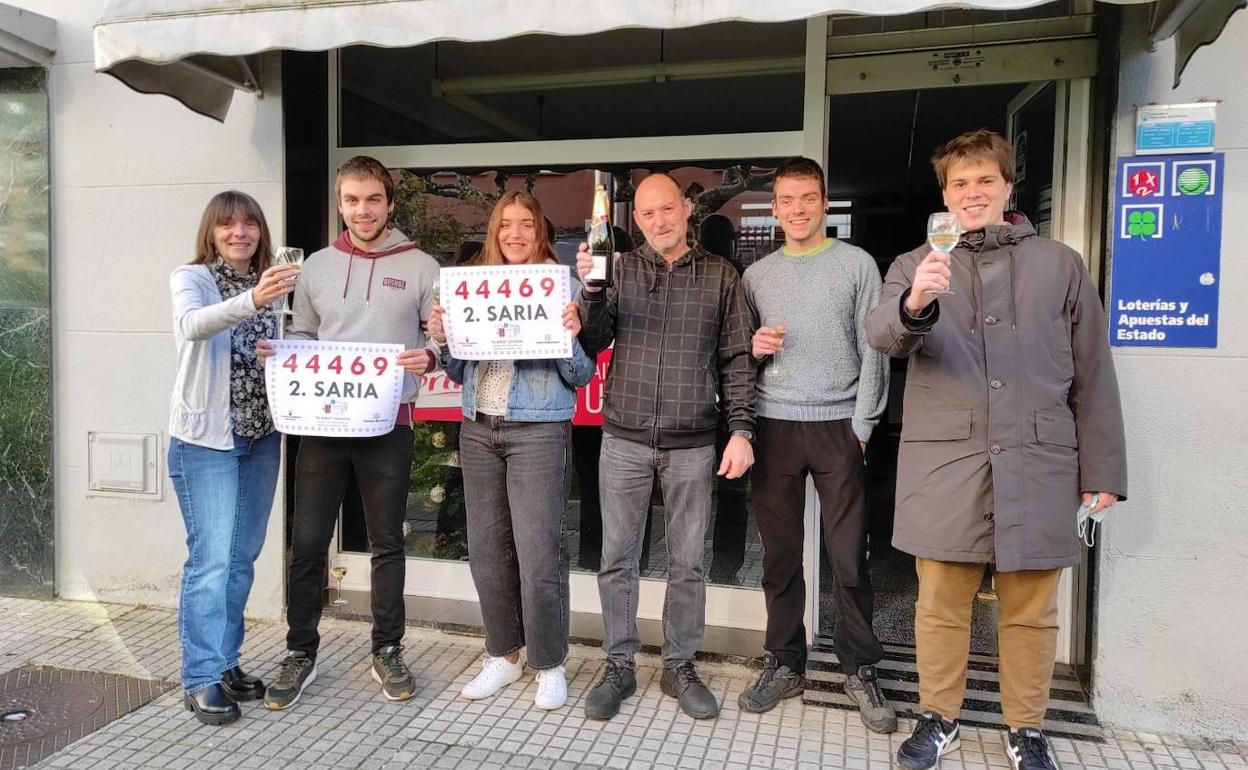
[273,247,304,315]
[925,213,959,297]
[766,317,788,375]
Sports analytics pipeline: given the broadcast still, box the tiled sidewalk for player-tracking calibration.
[1,597,1244,770]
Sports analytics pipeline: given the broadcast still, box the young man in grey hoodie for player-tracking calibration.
[256,156,440,710]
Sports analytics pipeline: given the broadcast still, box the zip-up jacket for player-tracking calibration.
[578,242,755,449]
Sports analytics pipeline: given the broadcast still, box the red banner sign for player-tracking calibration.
[412,348,611,427]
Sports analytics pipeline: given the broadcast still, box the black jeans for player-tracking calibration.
[286,427,413,656]
[752,417,883,674]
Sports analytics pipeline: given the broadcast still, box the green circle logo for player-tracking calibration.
[1127,209,1158,237]
[1177,167,1210,195]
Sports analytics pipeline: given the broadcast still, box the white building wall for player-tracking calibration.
[1094,6,1248,739]
[14,0,288,620]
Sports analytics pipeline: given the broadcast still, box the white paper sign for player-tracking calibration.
[440,264,572,360]
[266,339,404,437]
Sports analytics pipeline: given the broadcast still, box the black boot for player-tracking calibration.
[220,666,266,701]
[183,683,241,726]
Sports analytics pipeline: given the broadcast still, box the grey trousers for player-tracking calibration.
[597,432,715,667]
[460,415,572,670]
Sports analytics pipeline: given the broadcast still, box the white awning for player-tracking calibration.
[93,0,1236,121]
[1,2,55,67]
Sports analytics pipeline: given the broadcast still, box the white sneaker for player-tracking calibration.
[534,665,568,710]
[460,655,523,700]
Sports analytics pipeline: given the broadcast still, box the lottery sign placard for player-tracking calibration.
[266,340,405,436]
[440,264,572,360]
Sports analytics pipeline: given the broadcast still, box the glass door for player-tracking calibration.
[1007,78,1095,665]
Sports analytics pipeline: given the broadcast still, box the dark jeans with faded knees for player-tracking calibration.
[286,427,414,656]
[460,415,572,670]
[752,417,884,675]
[597,432,716,668]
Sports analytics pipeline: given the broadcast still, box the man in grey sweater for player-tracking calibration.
[737,158,896,733]
[256,156,440,711]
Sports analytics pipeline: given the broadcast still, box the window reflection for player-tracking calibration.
[338,163,792,590]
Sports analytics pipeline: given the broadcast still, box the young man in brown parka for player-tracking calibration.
[866,129,1127,770]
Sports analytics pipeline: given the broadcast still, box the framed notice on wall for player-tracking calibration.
[439,264,572,360]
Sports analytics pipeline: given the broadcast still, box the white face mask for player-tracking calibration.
[1076,494,1106,547]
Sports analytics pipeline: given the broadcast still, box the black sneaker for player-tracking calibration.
[584,660,637,720]
[897,711,961,770]
[738,654,805,713]
[844,664,898,733]
[660,661,719,719]
[372,644,416,701]
[1006,728,1059,770]
[263,652,317,711]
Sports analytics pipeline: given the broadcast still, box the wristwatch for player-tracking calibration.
[732,429,754,443]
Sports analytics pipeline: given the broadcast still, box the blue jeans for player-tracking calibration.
[597,432,715,667]
[169,432,280,693]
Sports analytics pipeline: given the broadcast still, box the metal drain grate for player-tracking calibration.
[0,666,177,770]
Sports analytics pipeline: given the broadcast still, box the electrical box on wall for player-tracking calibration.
[87,432,162,499]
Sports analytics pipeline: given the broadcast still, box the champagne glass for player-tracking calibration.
[766,316,788,375]
[329,558,349,607]
[925,213,959,296]
[274,247,304,315]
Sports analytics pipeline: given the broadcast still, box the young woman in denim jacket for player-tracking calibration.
[427,191,593,710]
[167,191,299,725]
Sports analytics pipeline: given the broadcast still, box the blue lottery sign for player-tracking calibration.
[1109,153,1223,348]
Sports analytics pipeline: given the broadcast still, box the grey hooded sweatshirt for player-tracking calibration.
[286,228,440,402]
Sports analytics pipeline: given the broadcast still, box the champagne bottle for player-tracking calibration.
[586,185,614,288]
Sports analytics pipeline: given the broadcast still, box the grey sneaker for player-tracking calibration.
[660,661,719,719]
[738,654,805,713]
[263,652,317,711]
[372,644,416,701]
[584,660,636,720]
[844,664,898,733]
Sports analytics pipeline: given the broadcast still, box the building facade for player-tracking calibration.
[0,0,1244,739]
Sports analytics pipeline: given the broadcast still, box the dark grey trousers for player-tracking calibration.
[460,415,572,670]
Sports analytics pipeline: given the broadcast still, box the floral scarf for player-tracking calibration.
[210,258,277,438]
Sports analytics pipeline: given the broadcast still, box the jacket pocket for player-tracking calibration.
[698,363,718,423]
[172,399,208,436]
[1034,408,1078,448]
[515,360,553,406]
[901,408,972,442]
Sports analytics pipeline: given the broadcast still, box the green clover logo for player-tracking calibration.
[1127,209,1158,238]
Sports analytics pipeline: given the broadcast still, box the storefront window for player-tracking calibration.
[341,162,786,590]
[337,21,804,146]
